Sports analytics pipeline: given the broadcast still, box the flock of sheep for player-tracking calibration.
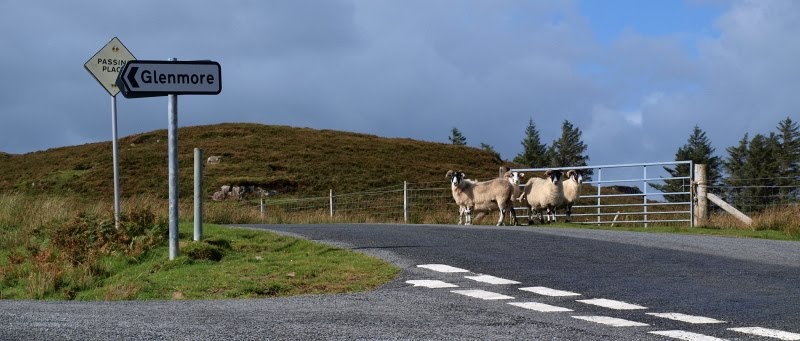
[445,168,584,226]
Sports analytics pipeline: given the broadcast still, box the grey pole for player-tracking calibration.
[329,189,334,217]
[168,58,179,260]
[193,148,203,241]
[111,95,121,228]
[403,181,408,223]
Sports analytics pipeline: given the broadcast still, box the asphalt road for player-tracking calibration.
[2,224,799,340]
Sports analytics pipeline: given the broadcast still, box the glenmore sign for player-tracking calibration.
[116,60,222,98]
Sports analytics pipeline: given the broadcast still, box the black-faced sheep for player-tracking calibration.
[446,170,474,225]
[446,170,518,226]
[558,170,583,222]
[518,170,564,224]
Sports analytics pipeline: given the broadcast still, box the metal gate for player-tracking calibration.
[510,161,694,227]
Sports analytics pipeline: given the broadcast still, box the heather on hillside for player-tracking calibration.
[0,123,509,199]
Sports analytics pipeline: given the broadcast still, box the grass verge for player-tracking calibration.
[76,223,399,300]
[542,222,799,241]
[0,193,399,300]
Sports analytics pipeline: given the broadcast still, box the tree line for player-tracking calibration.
[449,118,592,179]
[654,117,799,210]
[449,116,799,211]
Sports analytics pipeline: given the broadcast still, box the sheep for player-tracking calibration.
[446,170,519,226]
[558,170,583,222]
[471,171,522,226]
[519,170,564,224]
[446,170,474,225]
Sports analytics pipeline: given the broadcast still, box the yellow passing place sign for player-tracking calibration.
[85,37,136,96]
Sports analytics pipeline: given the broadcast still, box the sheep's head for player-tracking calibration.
[446,170,465,186]
[544,169,563,184]
[566,170,584,184]
[505,171,525,185]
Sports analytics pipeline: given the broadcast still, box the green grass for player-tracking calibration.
[1,220,398,301]
[75,223,399,300]
[542,222,799,241]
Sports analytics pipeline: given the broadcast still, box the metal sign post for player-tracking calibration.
[117,57,221,261]
[84,37,136,227]
[168,58,179,260]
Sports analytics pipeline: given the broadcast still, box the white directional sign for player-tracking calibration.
[116,60,221,98]
[85,37,136,96]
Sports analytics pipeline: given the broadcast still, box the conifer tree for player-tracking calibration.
[775,117,800,199]
[742,133,782,208]
[548,120,592,179]
[448,127,467,146]
[513,118,549,167]
[723,133,749,207]
[652,125,722,202]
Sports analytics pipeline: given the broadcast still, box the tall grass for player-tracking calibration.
[707,204,800,238]
[0,193,166,299]
[0,193,398,300]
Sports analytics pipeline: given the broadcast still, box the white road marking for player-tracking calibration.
[647,312,725,324]
[451,289,514,300]
[464,274,521,285]
[649,330,729,341]
[519,286,581,297]
[728,327,800,340]
[509,302,573,312]
[572,315,648,327]
[417,264,470,273]
[405,280,458,288]
[576,298,647,310]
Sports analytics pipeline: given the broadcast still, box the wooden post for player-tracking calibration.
[694,164,707,226]
[707,193,753,226]
[403,181,408,223]
[329,189,334,217]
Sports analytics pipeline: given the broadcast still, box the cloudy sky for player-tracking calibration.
[1,0,798,168]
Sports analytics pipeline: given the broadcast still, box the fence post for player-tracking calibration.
[643,165,648,228]
[193,148,203,241]
[260,197,265,219]
[597,168,602,225]
[403,181,408,223]
[329,189,334,217]
[694,164,708,226]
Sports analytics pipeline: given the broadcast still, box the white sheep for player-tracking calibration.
[471,171,522,226]
[446,170,518,226]
[558,170,583,222]
[519,170,564,224]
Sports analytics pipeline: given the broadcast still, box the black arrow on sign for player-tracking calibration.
[127,67,139,88]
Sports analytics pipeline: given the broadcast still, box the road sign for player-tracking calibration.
[116,60,222,98]
[84,37,136,96]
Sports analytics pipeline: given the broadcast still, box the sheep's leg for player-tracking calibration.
[565,204,572,223]
[496,205,505,226]
[548,207,557,223]
[513,207,520,226]
[457,206,464,225]
[508,206,519,226]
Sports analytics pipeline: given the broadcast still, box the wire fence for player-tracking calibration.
[241,170,799,226]
[708,176,800,214]
[252,181,456,224]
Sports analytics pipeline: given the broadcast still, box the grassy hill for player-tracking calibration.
[0,123,509,199]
